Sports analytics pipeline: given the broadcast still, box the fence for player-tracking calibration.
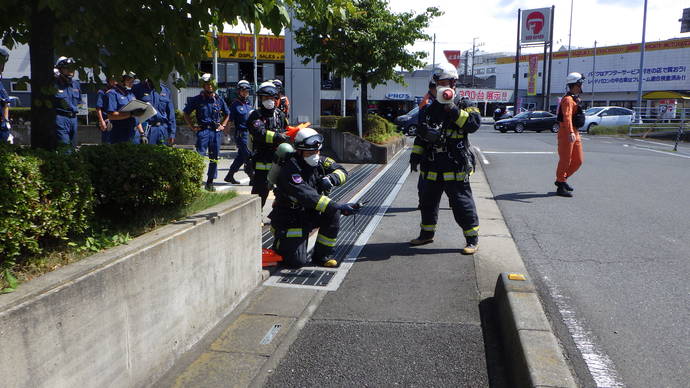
[629,106,689,151]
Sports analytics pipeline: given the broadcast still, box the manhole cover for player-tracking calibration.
[278,269,335,287]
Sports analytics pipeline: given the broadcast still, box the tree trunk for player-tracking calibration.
[359,72,368,133]
[29,1,56,149]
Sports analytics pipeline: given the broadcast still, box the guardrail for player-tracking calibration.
[629,106,689,150]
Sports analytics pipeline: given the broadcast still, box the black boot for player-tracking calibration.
[554,181,574,191]
[555,182,572,197]
[410,231,434,245]
[224,173,240,184]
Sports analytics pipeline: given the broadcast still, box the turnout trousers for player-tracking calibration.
[418,169,480,244]
[250,150,274,207]
[269,208,340,268]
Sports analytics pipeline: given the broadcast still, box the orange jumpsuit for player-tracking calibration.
[556,96,584,182]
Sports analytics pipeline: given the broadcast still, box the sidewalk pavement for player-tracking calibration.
[156,149,575,387]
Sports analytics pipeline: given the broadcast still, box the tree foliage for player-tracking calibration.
[0,0,351,148]
[293,0,441,121]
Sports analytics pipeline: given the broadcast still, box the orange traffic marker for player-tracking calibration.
[262,248,283,267]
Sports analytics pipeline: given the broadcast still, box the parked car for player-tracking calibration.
[394,106,420,135]
[581,106,635,133]
[493,105,515,121]
[494,110,559,133]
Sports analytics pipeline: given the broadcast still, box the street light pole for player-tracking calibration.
[566,0,573,74]
[591,40,597,107]
[471,37,477,88]
[635,0,649,123]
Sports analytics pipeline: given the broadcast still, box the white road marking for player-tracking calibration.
[632,146,690,159]
[474,146,490,165]
[542,276,624,388]
[633,138,674,147]
[482,151,555,154]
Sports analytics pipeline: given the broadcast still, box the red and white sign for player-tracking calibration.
[443,50,462,68]
[455,88,513,103]
[527,54,539,96]
[521,8,551,43]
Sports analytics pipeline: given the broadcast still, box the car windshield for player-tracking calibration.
[407,107,419,116]
[585,107,604,116]
[514,112,530,118]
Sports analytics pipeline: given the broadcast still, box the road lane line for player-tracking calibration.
[474,146,490,165]
[632,146,690,159]
[633,138,676,147]
[542,276,624,388]
[482,151,555,154]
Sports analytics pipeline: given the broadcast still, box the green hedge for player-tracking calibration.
[336,114,402,144]
[320,115,343,129]
[80,144,204,219]
[0,144,205,266]
[0,144,93,262]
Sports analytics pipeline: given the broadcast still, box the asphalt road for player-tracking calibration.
[471,125,690,388]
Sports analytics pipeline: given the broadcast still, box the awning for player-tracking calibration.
[642,91,690,100]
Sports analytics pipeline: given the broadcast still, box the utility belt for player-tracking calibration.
[147,121,166,127]
[56,111,77,118]
[200,122,220,130]
[274,199,304,211]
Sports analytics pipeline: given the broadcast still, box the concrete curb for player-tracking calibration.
[471,156,578,387]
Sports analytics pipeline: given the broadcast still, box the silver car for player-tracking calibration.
[581,106,635,133]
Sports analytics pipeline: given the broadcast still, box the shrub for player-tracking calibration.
[79,144,205,219]
[320,115,342,129]
[0,144,94,264]
[336,114,402,144]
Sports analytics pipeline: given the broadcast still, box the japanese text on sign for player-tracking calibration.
[588,66,687,84]
[456,89,513,102]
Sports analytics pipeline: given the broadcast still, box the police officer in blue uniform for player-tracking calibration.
[105,72,145,144]
[183,73,230,191]
[223,79,252,184]
[0,48,11,143]
[410,63,481,255]
[133,78,177,145]
[248,81,289,207]
[270,127,359,268]
[95,75,117,144]
[53,57,81,146]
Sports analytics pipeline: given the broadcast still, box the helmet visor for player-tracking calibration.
[297,134,324,150]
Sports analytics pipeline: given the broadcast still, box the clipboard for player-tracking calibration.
[120,99,158,123]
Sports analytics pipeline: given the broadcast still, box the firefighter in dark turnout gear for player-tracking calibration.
[269,127,358,268]
[248,81,289,207]
[410,63,481,255]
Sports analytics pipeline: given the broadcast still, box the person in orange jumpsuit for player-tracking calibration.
[555,72,586,197]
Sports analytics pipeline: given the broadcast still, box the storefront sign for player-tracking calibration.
[456,88,513,103]
[527,55,538,96]
[521,8,551,44]
[588,65,687,85]
[207,33,285,61]
[385,92,411,100]
[444,50,462,68]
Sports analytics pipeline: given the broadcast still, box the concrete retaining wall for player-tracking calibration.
[319,127,406,164]
[0,195,262,388]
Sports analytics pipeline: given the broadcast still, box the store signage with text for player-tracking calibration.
[456,89,513,103]
[444,50,462,68]
[520,8,551,44]
[206,33,285,61]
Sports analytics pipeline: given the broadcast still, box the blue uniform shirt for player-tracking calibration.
[183,92,229,128]
[95,89,109,121]
[230,97,252,131]
[133,82,177,139]
[0,79,9,107]
[105,86,137,131]
[54,78,81,115]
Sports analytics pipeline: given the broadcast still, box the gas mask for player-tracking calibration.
[262,99,276,110]
[436,87,455,104]
[304,154,320,167]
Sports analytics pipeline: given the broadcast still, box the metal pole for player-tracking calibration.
[566,0,573,74]
[212,28,219,81]
[546,5,555,112]
[471,37,477,88]
[635,0,648,134]
[464,51,469,77]
[541,42,548,110]
[513,9,521,106]
[253,23,259,108]
[432,34,436,69]
[341,77,346,116]
[592,40,597,108]
[356,93,362,138]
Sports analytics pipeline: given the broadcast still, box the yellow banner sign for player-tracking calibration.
[207,33,285,61]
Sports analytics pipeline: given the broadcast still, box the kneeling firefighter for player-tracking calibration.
[269,127,360,268]
[410,62,481,254]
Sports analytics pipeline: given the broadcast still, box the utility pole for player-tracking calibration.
[471,37,477,88]
[513,9,521,108]
[432,34,436,70]
[566,0,573,75]
[253,23,259,108]
[592,40,597,108]
[635,0,649,126]
[464,51,469,77]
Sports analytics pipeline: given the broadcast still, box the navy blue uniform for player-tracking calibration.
[95,88,111,144]
[414,99,480,245]
[105,86,140,144]
[54,78,81,146]
[133,81,177,145]
[227,97,253,177]
[183,92,230,181]
[269,155,348,267]
[248,107,288,207]
[0,79,10,143]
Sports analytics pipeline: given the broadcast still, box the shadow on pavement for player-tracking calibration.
[350,241,461,262]
[479,297,510,388]
[492,192,556,203]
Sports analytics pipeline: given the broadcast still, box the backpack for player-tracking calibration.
[557,94,586,128]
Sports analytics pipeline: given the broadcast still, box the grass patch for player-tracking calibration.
[0,190,237,293]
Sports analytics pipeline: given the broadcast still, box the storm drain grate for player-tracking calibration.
[278,269,336,287]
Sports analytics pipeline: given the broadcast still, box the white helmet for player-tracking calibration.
[294,127,324,151]
[566,72,585,85]
[432,62,458,81]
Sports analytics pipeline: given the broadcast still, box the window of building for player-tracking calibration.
[10,81,31,92]
[486,68,496,74]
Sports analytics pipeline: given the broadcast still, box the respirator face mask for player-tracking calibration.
[304,154,320,166]
[262,99,276,109]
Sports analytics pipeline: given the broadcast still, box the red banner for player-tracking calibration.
[444,50,462,68]
[527,54,538,96]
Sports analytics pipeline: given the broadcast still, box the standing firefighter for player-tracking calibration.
[183,73,230,191]
[53,57,81,147]
[224,79,253,184]
[248,81,289,207]
[554,72,586,197]
[269,127,358,268]
[410,63,481,255]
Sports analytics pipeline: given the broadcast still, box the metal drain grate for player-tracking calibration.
[278,269,336,287]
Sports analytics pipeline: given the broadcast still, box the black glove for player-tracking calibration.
[131,108,146,116]
[335,202,360,216]
[319,176,335,192]
[275,132,288,144]
[410,160,419,172]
